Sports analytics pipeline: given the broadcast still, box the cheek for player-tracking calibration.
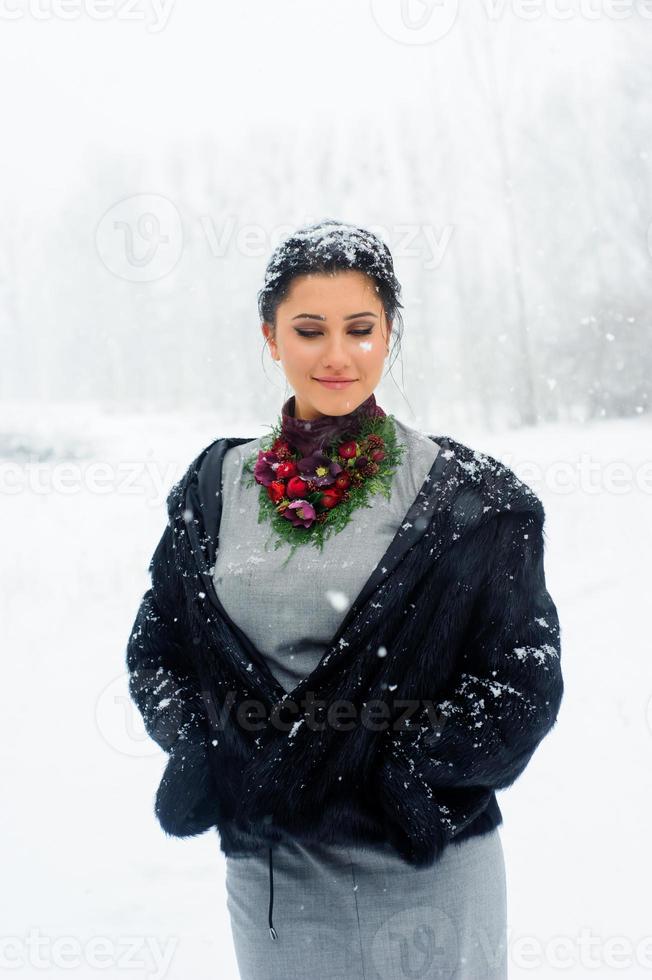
[355,339,385,364]
[357,339,375,355]
[284,339,315,368]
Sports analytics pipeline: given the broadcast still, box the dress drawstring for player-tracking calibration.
[268,846,278,940]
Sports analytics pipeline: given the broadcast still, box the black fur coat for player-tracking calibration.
[125,432,563,868]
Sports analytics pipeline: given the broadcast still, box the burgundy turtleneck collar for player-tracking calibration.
[279,392,386,458]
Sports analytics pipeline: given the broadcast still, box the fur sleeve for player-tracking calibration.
[376,508,563,857]
[125,519,210,754]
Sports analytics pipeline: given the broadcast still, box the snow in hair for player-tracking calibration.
[257,218,403,322]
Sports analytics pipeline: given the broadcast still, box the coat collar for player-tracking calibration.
[170,431,543,706]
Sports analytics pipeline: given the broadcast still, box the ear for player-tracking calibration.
[262,322,278,359]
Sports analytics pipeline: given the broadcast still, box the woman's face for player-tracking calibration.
[262,269,392,421]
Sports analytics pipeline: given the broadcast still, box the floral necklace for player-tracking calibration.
[242,393,406,565]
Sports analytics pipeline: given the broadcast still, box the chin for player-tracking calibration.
[314,390,365,412]
[294,382,368,419]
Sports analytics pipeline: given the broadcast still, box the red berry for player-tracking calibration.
[320,489,341,509]
[276,461,298,479]
[286,475,309,499]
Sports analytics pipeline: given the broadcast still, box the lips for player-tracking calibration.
[314,378,357,389]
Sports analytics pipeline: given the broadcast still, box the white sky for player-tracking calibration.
[0,0,635,213]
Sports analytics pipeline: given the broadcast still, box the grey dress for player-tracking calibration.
[213,418,508,980]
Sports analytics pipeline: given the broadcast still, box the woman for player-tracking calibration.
[126,219,564,980]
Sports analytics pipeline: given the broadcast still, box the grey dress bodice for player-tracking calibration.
[211,417,440,695]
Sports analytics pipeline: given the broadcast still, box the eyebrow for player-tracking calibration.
[291,311,378,322]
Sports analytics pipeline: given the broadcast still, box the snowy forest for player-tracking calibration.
[2,9,651,431]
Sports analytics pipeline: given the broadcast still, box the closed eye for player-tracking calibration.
[295,328,374,339]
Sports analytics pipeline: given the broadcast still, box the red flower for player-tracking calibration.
[320,488,341,510]
[334,473,351,491]
[286,475,310,499]
[370,449,385,463]
[338,440,358,460]
[267,481,286,504]
[271,437,293,459]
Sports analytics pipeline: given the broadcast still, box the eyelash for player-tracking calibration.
[295,328,374,339]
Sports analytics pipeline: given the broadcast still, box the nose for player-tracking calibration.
[321,333,351,370]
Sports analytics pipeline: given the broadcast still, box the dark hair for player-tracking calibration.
[257,219,404,370]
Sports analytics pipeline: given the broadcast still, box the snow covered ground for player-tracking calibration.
[1,400,651,979]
